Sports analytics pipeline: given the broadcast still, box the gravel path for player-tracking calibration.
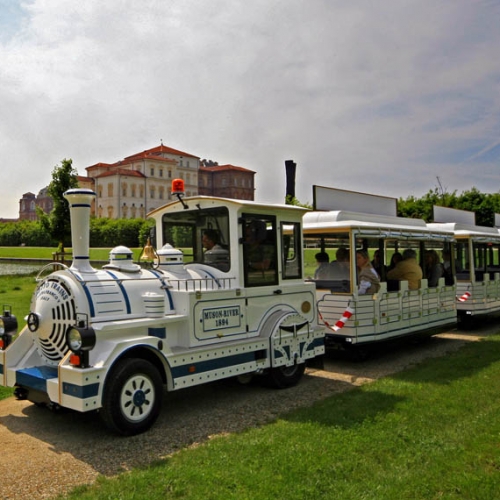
[0,325,494,500]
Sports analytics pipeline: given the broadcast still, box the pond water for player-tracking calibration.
[0,262,44,276]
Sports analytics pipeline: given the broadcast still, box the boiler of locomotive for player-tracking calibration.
[26,265,176,366]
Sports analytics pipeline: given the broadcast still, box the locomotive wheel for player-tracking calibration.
[100,358,163,436]
[262,361,305,389]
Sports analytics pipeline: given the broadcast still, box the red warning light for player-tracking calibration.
[171,179,185,195]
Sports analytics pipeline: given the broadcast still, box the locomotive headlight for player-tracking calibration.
[66,325,96,354]
[0,311,17,335]
[0,308,17,349]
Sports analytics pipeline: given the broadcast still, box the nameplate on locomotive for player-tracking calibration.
[202,306,241,331]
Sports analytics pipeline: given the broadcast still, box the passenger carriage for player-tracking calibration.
[303,186,457,354]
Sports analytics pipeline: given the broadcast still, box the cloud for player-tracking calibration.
[0,0,499,218]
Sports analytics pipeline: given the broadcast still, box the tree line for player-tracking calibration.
[397,187,500,227]
[0,217,152,248]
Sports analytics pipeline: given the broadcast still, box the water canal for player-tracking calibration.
[0,262,44,275]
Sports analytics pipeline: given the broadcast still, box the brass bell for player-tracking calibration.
[140,237,156,261]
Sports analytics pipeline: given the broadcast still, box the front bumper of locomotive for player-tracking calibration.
[0,320,165,413]
[0,318,101,411]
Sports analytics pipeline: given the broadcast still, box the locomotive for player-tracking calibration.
[0,184,324,435]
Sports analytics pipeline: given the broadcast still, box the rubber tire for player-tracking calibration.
[262,362,306,389]
[100,358,163,436]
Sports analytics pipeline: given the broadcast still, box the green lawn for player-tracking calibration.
[0,274,38,400]
[59,335,500,500]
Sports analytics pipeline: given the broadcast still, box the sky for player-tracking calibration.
[1,0,500,218]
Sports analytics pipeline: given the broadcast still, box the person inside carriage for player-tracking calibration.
[356,249,381,295]
[386,248,423,290]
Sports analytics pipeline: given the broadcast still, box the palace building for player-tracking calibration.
[18,143,255,220]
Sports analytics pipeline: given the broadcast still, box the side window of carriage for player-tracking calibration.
[240,214,278,287]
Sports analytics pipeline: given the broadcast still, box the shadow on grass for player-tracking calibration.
[284,387,405,430]
[284,335,500,431]
[389,336,500,385]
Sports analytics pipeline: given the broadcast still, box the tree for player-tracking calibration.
[285,195,312,209]
[38,158,79,252]
[398,184,500,227]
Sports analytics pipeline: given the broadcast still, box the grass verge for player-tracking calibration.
[58,335,500,500]
[0,274,37,400]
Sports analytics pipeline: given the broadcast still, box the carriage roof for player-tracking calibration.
[303,210,454,240]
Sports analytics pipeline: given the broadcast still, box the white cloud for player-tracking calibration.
[0,0,499,218]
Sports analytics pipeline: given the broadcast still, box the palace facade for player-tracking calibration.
[17,143,255,220]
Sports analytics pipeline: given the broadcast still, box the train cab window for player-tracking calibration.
[162,207,230,270]
[281,222,302,279]
[241,214,278,287]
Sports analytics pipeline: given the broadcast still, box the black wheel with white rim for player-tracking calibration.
[262,361,306,389]
[100,358,163,436]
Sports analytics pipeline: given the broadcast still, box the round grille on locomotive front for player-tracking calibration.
[31,277,77,364]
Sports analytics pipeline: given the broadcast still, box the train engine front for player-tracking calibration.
[0,190,180,428]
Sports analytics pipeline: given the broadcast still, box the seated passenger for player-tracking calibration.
[371,250,383,277]
[202,229,223,251]
[202,229,228,268]
[244,221,274,271]
[425,249,444,287]
[356,250,380,294]
[387,252,403,271]
[329,247,350,280]
[386,248,422,290]
[314,251,332,280]
[442,250,454,285]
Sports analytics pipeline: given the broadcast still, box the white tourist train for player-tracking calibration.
[0,182,324,435]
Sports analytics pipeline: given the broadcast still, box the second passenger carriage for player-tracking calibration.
[429,206,500,323]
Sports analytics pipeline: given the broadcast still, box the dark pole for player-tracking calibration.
[285,160,296,201]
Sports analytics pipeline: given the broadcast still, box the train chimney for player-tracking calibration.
[63,189,97,274]
[285,160,296,200]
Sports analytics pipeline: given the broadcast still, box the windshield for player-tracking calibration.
[162,207,230,271]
